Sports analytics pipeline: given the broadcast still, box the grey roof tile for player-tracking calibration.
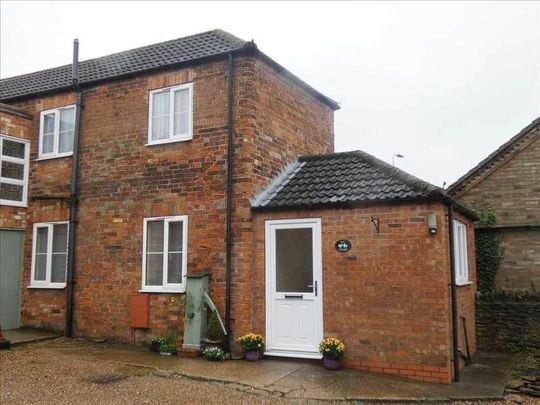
[252,150,464,211]
[0,29,247,101]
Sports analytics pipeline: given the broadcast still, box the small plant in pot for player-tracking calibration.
[159,330,178,356]
[201,309,224,350]
[202,346,225,361]
[159,343,177,356]
[319,337,345,370]
[238,333,264,361]
[150,336,165,352]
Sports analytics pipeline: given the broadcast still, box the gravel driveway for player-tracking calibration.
[0,341,536,405]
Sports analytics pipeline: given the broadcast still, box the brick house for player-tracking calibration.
[447,118,540,291]
[1,29,476,384]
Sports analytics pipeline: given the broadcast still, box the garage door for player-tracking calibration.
[0,229,24,330]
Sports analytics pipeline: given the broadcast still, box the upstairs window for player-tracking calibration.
[453,220,469,285]
[39,105,76,159]
[30,222,69,288]
[148,83,193,145]
[0,135,30,207]
[141,216,188,293]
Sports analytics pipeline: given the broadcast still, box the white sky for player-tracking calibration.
[1,1,539,187]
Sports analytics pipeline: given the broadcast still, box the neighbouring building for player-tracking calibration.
[0,29,476,384]
[448,118,540,291]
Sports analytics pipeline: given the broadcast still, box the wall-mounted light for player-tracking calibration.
[428,213,437,235]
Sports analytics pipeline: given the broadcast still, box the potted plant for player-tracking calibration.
[159,330,178,356]
[159,342,177,356]
[201,309,224,350]
[319,337,345,370]
[150,336,165,352]
[202,346,225,361]
[238,333,264,361]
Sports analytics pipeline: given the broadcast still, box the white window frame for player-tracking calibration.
[147,83,193,146]
[29,221,69,289]
[0,134,30,207]
[453,219,470,286]
[141,215,188,293]
[38,105,76,159]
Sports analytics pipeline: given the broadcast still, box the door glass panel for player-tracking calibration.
[275,228,313,293]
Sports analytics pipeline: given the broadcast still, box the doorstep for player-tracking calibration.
[2,328,62,346]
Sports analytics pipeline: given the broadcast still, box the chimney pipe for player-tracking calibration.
[72,39,79,88]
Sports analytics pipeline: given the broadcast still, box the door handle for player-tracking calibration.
[308,280,318,296]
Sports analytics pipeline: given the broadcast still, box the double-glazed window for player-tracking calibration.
[31,222,69,288]
[0,135,30,207]
[148,83,193,145]
[39,105,76,159]
[142,216,187,293]
[453,220,469,285]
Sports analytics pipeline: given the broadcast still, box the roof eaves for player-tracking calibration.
[447,116,540,195]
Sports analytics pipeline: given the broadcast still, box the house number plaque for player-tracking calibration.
[335,239,352,252]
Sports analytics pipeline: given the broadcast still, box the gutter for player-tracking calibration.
[66,39,82,338]
[224,53,234,352]
[447,203,460,382]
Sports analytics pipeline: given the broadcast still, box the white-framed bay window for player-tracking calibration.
[38,105,76,159]
[0,134,30,207]
[453,219,469,285]
[141,216,188,293]
[30,222,69,288]
[147,83,193,145]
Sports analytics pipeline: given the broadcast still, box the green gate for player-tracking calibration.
[0,229,24,330]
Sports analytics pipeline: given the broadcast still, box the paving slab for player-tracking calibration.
[25,339,512,401]
[2,328,61,345]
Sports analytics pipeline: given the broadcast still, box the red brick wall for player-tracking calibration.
[251,202,476,384]
[452,211,477,373]
[8,55,335,342]
[0,105,33,230]
[228,56,335,339]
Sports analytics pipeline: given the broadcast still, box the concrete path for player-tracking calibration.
[2,328,61,345]
[27,339,511,402]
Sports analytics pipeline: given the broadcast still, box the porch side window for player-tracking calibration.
[142,216,187,293]
[30,222,69,288]
[148,83,193,145]
[453,219,469,285]
[0,135,30,207]
[39,105,76,159]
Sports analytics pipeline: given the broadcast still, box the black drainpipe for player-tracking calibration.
[66,39,82,338]
[447,203,460,382]
[224,53,234,352]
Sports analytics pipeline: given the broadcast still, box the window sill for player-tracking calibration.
[139,288,185,294]
[36,153,73,161]
[456,281,473,287]
[145,137,192,147]
[28,284,66,289]
[0,200,27,208]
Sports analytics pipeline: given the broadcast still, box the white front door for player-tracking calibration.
[265,218,323,359]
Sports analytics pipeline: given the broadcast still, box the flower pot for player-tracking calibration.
[323,357,340,370]
[244,350,262,361]
[200,339,222,351]
[176,337,184,352]
[149,342,161,352]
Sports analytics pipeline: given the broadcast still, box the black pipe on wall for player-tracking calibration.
[447,203,460,382]
[224,53,234,352]
[66,39,82,338]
